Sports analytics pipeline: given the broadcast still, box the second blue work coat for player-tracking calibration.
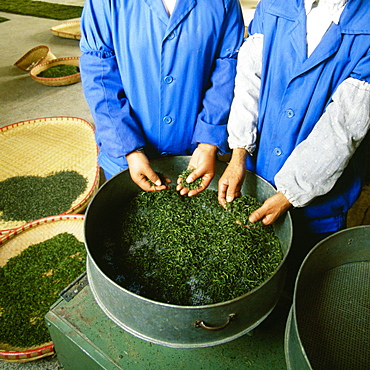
[79,0,244,175]
[248,0,370,233]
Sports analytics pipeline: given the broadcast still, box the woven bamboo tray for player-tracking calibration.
[14,45,57,72]
[0,214,85,362]
[30,57,80,87]
[0,117,99,235]
[51,20,81,40]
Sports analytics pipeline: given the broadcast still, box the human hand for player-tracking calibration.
[177,143,217,196]
[126,150,171,191]
[218,148,247,208]
[249,192,291,225]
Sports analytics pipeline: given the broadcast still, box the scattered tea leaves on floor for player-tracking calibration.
[0,232,86,348]
[0,171,87,223]
[108,188,282,306]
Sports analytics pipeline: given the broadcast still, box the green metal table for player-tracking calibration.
[45,277,289,370]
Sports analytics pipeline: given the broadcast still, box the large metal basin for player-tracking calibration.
[84,156,292,348]
[285,225,370,369]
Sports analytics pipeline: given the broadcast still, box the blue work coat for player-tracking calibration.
[248,0,370,233]
[79,0,244,175]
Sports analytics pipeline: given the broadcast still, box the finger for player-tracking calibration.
[141,173,168,192]
[147,173,162,187]
[249,207,276,225]
[262,214,275,225]
[146,183,169,192]
[177,170,197,189]
[185,169,202,184]
[221,175,240,204]
[186,184,205,197]
[219,198,227,209]
[157,174,172,187]
[186,174,213,197]
[218,180,229,207]
[226,187,236,203]
[249,207,265,223]
[138,177,157,191]
[179,187,190,196]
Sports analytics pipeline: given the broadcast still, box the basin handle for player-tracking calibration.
[195,313,236,331]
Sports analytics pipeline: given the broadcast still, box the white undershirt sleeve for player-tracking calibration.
[227,33,263,153]
[275,77,370,207]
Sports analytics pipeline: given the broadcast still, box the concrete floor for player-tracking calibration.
[0,12,91,130]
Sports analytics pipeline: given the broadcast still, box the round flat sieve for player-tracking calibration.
[296,261,370,369]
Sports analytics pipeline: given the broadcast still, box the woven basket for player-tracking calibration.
[0,214,85,362]
[30,57,80,87]
[51,20,81,40]
[0,117,99,235]
[14,45,57,72]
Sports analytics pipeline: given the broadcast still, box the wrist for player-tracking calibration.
[230,148,248,167]
[126,147,146,163]
[134,146,145,153]
[197,143,218,154]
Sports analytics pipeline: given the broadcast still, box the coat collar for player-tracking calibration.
[340,0,370,34]
[143,0,168,24]
[265,0,303,21]
[266,0,370,34]
[264,0,369,73]
[143,0,197,38]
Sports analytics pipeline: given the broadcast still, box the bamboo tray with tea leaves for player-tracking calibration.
[0,117,99,235]
[0,215,86,362]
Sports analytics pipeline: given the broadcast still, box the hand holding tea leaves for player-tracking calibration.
[249,192,292,225]
[218,148,291,226]
[126,150,171,191]
[177,143,217,196]
[178,169,202,190]
[218,148,247,208]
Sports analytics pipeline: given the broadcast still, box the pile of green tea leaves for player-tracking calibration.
[38,65,80,78]
[0,171,87,223]
[111,189,283,306]
[0,233,86,348]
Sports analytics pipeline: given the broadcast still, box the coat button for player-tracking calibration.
[286,109,295,118]
[164,75,174,84]
[163,116,172,124]
[167,32,175,40]
[274,147,282,156]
